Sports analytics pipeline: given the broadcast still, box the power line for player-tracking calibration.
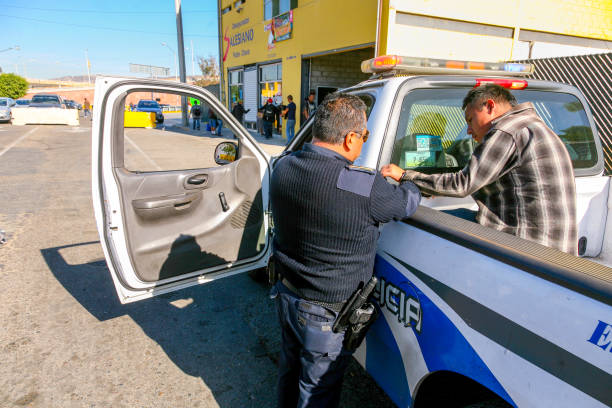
[0,14,218,38]
[0,4,216,14]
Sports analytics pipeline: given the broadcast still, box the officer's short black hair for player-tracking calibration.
[313,92,367,145]
[462,84,517,110]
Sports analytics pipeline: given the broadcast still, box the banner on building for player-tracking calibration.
[273,11,293,43]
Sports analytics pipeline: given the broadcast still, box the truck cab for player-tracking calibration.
[91,56,612,407]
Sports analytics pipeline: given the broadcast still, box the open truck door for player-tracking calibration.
[91,77,272,303]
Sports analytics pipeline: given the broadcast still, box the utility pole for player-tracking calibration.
[217,0,225,106]
[85,49,91,84]
[175,0,188,127]
[191,40,195,78]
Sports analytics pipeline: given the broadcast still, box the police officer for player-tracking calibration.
[270,93,421,407]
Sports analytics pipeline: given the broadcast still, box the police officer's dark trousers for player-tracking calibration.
[271,281,352,408]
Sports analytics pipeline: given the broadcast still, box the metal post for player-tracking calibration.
[85,49,91,84]
[217,0,225,106]
[191,40,195,78]
[175,0,189,127]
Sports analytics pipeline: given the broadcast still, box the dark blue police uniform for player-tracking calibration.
[270,143,421,408]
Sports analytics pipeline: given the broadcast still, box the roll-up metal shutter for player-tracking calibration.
[244,66,258,123]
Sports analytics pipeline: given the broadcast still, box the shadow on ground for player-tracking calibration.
[41,241,395,408]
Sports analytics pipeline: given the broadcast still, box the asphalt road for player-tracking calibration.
[0,117,395,407]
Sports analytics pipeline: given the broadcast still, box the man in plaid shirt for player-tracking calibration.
[382,84,577,254]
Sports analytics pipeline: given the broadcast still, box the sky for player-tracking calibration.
[0,0,220,79]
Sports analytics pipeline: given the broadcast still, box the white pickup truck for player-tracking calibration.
[92,55,611,408]
[12,93,79,126]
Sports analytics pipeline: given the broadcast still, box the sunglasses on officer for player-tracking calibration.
[349,128,369,143]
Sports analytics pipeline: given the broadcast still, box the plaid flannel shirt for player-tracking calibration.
[409,102,577,254]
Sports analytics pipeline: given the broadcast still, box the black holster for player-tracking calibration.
[332,276,379,352]
[342,302,378,351]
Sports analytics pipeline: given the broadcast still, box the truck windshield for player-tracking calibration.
[31,95,60,104]
[138,101,159,108]
[391,88,598,171]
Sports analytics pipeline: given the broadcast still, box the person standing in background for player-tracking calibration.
[301,89,316,124]
[259,98,278,139]
[231,100,250,126]
[282,95,296,143]
[83,98,91,119]
[190,100,202,130]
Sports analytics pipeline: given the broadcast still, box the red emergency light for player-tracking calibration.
[475,78,528,90]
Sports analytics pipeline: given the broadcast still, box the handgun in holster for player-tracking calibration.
[332,276,379,352]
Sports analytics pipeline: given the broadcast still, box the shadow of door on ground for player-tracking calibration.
[41,241,395,408]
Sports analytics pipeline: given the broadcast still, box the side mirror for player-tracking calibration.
[214,142,238,165]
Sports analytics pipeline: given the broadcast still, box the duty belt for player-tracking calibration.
[281,277,346,313]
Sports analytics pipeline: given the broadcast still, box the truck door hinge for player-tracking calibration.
[265,210,274,230]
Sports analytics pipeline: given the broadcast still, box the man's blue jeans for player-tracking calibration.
[192,118,200,130]
[286,119,296,142]
[263,120,274,139]
[270,281,352,408]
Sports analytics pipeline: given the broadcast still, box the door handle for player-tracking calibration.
[133,192,200,210]
[187,174,208,185]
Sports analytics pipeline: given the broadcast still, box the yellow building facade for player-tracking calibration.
[219,0,611,133]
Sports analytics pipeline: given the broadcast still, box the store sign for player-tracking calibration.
[273,11,293,42]
[223,18,254,62]
[264,11,293,50]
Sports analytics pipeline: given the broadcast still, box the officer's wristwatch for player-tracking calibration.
[400,170,412,183]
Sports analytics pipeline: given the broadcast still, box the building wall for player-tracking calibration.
[379,0,611,61]
[394,0,611,41]
[309,47,375,94]
[220,0,378,128]
[220,0,610,131]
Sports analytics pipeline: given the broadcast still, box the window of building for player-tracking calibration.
[221,5,232,14]
[390,88,597,173]
[264,0,297,20]
[228,69,244,108]
[259,63,282,107]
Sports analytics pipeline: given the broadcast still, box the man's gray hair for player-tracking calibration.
[462,84,518,110]
[312,93,367,145]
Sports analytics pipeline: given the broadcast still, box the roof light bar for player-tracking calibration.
[361,55,534,77]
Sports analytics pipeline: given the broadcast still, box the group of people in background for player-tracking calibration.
[254,89,315,142]
[189,100,223,134]
[189,90,318,143]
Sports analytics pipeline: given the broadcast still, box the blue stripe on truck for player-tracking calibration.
[367,255,515,407]
[386,252,612,406]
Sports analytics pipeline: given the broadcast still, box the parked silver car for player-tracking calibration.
[0,97,16,122]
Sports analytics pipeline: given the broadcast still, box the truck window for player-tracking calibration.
[391,88,597,172]
[289,92,376,152]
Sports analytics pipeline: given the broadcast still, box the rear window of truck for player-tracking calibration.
[390,88,598,172]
